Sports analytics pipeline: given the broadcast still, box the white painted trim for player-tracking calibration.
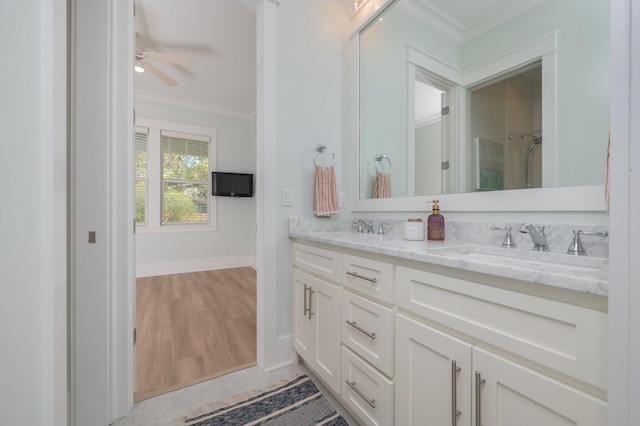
[136,90,257,119]
[110,0,135,421]
[406,62,416,197]
[608,1,638,425]
[461,31,557,86]
[256,0,291,369]
[41,0,68,423]
[136,257,256,278]
[408,46,462,85]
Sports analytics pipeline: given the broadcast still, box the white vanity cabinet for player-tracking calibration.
[395,265,608,426]
[292,244,342,394]
[395,315,607,426]
[291,239,608,426]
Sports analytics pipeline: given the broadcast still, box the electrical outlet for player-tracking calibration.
[282,188,292,207]
[339,192,346,208]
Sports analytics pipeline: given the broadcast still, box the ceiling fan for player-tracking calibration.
[135,44,193,87]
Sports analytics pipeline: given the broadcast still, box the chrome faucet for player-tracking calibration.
[354,219,375,234]
[520,223,550,251]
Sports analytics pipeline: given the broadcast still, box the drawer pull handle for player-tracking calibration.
[475,371,486,426]
[452,360,461,426]
[346,271,377,284]
[346,320,377,340]
[345,380,376,408]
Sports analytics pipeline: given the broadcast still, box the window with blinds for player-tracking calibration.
[135,131,149,225]
[161,133,210,224]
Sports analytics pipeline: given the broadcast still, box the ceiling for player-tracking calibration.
[401,0,544,43]
[133,0,541,118]
[134,0,257,118]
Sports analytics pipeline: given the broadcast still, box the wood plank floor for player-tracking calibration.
[134,267,257,402]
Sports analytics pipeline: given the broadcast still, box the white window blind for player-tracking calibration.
[161,133,210,224]
[135,131,149,225]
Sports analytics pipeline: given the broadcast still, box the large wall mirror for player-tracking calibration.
[356,0,610,210]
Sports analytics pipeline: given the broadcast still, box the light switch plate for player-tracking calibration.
[282,188,292,207]
[339,192,346,208]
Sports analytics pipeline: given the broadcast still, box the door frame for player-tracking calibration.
[71,0,287,423]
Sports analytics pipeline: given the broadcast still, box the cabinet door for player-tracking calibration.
[293,269,315,361]
[312,274,342,393]
[473,348,607,426]
[396,315,473,426]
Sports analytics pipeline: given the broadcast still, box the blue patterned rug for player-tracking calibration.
[184,375,349,426]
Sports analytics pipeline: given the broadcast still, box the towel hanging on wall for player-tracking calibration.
[373,171,391,198]
[314,165,339,216]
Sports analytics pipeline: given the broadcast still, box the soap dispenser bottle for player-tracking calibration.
[427,200,445,241]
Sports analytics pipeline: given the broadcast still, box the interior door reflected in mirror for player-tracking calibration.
[471,62,542,191]
[358,0,610,200]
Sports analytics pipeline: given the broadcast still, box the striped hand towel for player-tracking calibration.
[373,172,391,198]
[314,165,339,217]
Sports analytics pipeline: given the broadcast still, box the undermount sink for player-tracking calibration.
[428,245,608,278]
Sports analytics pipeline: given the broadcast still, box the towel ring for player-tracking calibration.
[375,154,392,173]
[313,144,335,167]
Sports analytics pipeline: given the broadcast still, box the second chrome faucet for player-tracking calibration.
[520,223,550,251]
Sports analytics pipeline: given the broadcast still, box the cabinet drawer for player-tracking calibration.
[341,290,394,377]
[342,254,394,303]
[341,347,394,426]
[292,242,341,283]
[396,266,608,391]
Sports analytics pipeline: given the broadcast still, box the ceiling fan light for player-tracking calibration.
[134,63,145,73]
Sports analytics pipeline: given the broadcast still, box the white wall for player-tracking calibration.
[134,98,257,276]
[0,0,67,424]
[275,0,350,337]
[462,0,610,187]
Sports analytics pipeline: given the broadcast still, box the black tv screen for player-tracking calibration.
[211,172,254,197]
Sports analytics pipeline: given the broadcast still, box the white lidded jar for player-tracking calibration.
[404,218,425,241]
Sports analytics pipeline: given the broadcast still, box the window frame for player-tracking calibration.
[135,116,218,233]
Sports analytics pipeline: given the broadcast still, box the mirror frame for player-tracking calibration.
[348,0,607,212]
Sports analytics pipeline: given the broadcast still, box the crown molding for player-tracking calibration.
[136,90,256,119]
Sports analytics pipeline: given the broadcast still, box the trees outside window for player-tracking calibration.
[134,117,217,231]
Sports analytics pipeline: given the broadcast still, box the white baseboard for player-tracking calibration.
[136,256,255,277]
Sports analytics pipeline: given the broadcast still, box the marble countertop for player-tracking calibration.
[289,229,609,296]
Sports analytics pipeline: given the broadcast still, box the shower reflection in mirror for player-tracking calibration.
[471,61,542,190]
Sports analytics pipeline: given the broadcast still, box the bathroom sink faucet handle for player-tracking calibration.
[567,230,609,256]
[490,226,516,248]
[377,222,385,235]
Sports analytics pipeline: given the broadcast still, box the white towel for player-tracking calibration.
[314,166,339,216]
[373,172,391,198]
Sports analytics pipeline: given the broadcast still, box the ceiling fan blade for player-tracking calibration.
[141,62,178,87]
[143,51,193,66]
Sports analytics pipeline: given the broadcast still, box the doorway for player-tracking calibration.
[132,0,259,400]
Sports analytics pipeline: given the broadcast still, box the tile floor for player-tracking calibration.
[111,363,359,426]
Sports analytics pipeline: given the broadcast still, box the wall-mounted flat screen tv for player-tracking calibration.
[211,172,254,197]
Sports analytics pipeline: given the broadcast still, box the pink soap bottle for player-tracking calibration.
[427,200,445,241]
